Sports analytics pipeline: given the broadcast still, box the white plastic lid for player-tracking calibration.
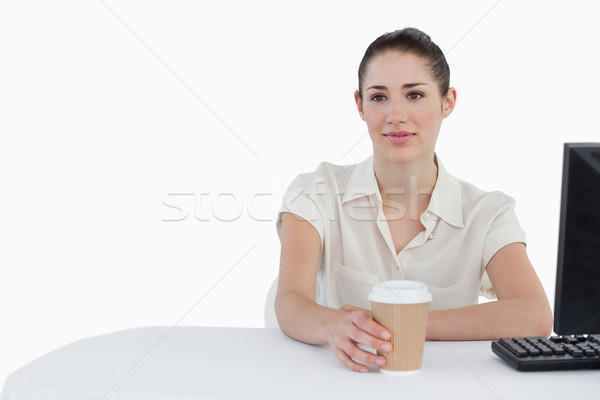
[368,280,432,304]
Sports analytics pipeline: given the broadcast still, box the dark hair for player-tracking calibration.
[357,27,450,99]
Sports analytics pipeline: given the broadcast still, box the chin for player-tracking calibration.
[380,148,419,165]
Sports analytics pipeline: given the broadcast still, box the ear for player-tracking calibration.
[442,87,457,118]
[354,90,365,121]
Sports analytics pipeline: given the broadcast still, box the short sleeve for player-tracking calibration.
[275,173,324,247]
[480,194,527,299]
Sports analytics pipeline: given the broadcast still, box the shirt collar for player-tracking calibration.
[341,154,464,228]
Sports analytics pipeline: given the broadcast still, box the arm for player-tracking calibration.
[275,212,393,372]
[426,242,553,340]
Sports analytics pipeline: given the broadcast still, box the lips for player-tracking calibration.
[383,131,415,144]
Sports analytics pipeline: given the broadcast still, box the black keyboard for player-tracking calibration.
[491,335,600,371]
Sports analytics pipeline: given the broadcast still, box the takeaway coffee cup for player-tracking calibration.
[368,280,432,375]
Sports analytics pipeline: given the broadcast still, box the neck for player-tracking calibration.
[373,153,438,219]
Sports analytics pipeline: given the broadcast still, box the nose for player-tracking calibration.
[385,98,407,125]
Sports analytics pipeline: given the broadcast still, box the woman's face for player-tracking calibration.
[355,50,456,165]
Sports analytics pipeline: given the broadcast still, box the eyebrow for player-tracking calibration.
[366,83,428,91]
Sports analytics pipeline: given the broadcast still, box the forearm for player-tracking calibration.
[275,290,344,345]
[427,298,553,341]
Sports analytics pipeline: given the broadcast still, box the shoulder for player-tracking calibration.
[456,178,520,229]
[458,178,516,209]
[278,160,362,242]
[285,159,363,195]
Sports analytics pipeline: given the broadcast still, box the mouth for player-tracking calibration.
[383,131,415,144]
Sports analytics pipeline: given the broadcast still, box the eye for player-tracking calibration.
[370,94,387,102]
[407,92,423,100]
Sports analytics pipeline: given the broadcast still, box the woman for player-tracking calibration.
[275,28,552,373]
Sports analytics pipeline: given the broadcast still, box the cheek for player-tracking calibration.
[366,114,380,127]
[364,107,385,130]
[413,104,438,127]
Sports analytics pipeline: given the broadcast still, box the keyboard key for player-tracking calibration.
[525,337,540,344]
[565,344,584,357]
[538,346,553,356]
[564,336,579,344]
[588,335,600,345]
[514,341,539,355]
[537,337,565,354]
[540,337,557,347]
[588,343,600,352]
[527,347,541,356]
[514,338,539,355]
[499,338,528,357]
[524,337,554,355]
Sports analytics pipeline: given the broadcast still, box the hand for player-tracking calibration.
[325,304,393,373]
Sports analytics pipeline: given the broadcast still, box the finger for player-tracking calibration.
[352,312,391,341]
[333,345,369,373]
[340,336,386,368]
[349,325,393,354]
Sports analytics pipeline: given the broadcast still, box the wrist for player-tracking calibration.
[426,310,441,340]
[319,308,344,344]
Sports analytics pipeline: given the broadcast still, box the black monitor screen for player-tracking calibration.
[554,143,600,335]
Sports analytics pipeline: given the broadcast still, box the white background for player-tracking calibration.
[1,0,599,386]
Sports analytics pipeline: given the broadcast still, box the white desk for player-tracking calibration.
[1,327,598,399]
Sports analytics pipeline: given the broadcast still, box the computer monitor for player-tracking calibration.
[554,143,600,335]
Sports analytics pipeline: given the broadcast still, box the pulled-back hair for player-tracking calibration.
[357,28,450,99]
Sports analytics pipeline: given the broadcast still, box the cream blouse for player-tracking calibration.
[276,155,526,311]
